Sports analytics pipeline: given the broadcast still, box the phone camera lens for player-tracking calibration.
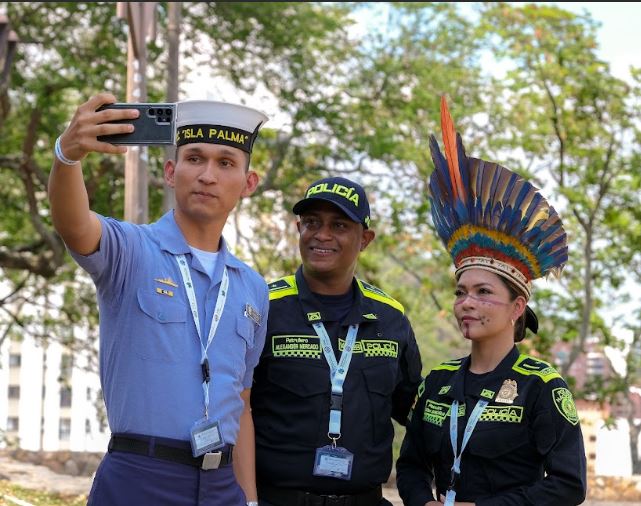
[149,108,156,116]
[165,109,172,116]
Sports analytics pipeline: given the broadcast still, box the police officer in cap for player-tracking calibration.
[48,94,269,506]
[251,176,423,506]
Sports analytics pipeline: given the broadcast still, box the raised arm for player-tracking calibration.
[48,93,139,255]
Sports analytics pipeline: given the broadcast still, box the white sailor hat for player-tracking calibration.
[176,100,268,153]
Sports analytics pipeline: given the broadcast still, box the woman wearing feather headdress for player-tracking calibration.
[395,98,587,506]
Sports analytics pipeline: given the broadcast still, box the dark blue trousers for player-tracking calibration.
[88,451,246,506]
[258,498,393,506]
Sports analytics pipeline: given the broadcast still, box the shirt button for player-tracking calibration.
[157,312,165,321]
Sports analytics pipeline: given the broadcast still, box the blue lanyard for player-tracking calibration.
[444,399,488,506]
[313,323,359,444]
[176,254,229,420]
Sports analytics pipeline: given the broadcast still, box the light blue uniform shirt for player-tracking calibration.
[70,211,268,443]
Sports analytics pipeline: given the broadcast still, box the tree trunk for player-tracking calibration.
[628,413,641,474]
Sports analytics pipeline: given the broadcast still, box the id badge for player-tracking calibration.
[190,418,225,457]
[313,445,353,480]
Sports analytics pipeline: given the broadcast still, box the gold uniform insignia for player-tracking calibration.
[154,277,178,287]
[496,379,518,404]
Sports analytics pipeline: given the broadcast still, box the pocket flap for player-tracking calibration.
[362,362,396,395]
[467,425,529,458]
[137,290,187,323]
[237,315,255,348]
[268,361,328,397]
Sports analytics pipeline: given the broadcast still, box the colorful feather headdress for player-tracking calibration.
[428,97,568,298]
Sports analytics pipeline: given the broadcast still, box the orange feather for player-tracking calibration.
[440,96,464,201]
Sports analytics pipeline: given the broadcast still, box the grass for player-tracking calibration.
[0,481,86,506]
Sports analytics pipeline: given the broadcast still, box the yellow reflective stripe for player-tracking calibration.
[433,360,462,372]
[511,354,561,383]
[268,275,298,301]
[356,279,405,314]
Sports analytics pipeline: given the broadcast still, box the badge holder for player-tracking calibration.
[190,418,225,457]
[313,433,354,480]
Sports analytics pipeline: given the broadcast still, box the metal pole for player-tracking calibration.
[163,1,181,212]
[123,3,149,224]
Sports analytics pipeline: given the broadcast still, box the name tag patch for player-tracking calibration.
[423,400,465,427]
[272,335,321,359]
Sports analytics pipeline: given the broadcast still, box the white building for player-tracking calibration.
[0,332,109,452]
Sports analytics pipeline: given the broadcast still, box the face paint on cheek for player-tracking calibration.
[480,298,507,306]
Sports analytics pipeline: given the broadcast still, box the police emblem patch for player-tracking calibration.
[307,312,321,321]
[552,387,579,425]
[496,379,518,404]
[480,388,495,399]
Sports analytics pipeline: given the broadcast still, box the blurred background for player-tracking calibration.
[0,1,640,503]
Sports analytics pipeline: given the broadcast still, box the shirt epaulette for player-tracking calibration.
[268,275,298,301]
[432,358,463,372]
[511,353,562,383]
[356,279,405,314]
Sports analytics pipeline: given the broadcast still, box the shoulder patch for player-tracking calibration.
[552,387,579,425]
[409,377,427,417]
[433,358,463,372]
[357,279,405,314]
[512,354,561,383]
[268,275,298,301]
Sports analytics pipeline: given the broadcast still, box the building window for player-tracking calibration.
[9,354,21,368]
[59,354,73,382]
[7,417,19,432]
[59,418,71,441]
[85,419,91,435]
[8,386,19,399]
[60,387,72,408]
[86,387,92,401]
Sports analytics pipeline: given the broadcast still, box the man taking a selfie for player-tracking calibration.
[48,93,268,506]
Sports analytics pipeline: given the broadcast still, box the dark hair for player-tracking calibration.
[174,146,251,171]
[496,276,533,343]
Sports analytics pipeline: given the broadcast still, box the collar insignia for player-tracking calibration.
[307,312,321,322]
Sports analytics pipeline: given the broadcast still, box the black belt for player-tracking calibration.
[259,484,382,506]
[108,433,233,470]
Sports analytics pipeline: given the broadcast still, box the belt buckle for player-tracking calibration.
[323,495,345,506]
[201,451,222,470]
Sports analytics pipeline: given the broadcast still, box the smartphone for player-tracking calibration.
[96,103,176,145]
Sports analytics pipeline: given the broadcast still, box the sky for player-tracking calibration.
[184,2,641,125]
[550,2,641,82]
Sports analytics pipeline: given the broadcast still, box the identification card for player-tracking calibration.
[313,445,354,480]
[190,419,225,457]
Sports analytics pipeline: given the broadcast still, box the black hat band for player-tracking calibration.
[176,124,257,153]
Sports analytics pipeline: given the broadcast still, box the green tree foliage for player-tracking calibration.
[479,3,641,369]
[2,2,641,465]
[479,2,641,469]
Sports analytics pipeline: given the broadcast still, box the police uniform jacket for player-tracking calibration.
[251,267,423,495]
[396,346,586,506]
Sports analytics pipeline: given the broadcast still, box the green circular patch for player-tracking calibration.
[552,387,579,426]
